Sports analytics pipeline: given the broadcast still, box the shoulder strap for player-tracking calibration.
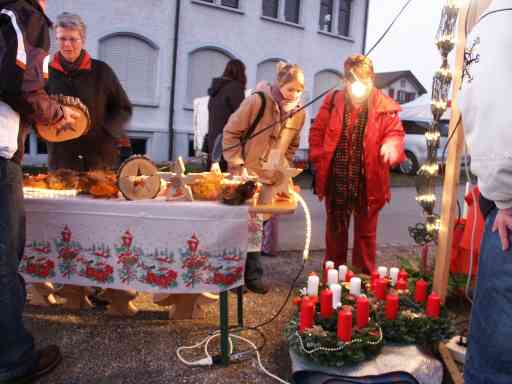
[329,90,339,113]
[241,91,266,160]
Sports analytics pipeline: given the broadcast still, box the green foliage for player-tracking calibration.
[376,296,455,346]
[285,312,383,368]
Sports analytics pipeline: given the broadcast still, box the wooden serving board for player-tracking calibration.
[249,197,298,214]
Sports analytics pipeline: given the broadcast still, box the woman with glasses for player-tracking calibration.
[46,12,132,171]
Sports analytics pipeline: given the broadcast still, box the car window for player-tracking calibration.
[439,121,449,137]
[403,121,429,135]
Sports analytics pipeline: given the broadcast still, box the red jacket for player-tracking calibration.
[309,89,405,209]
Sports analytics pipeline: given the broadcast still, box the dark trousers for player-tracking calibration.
[464,208,512,383]
[324,198,380,274]
[245,252,263,283]
[0,158,37,380]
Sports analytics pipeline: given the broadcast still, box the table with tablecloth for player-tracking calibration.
[20,194,261,364]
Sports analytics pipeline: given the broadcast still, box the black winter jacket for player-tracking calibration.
[46,51,132,171]
[206,77,244,169]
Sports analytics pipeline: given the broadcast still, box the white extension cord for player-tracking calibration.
[175,190,312,383]
[446,335,467,364]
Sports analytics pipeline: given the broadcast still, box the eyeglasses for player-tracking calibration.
[56,37,82,44]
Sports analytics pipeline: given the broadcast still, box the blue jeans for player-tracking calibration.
[465,208,512,383]
[0,158,37,381]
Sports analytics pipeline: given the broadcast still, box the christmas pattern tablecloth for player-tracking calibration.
[20,196,249,293]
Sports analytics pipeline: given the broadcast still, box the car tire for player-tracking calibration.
[399,151,419,175]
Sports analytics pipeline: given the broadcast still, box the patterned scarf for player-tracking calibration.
[330,97,368,227]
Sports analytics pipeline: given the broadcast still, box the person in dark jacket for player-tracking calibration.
[0,1,79,382]
[46,12,132,171]
[206,59,246,171]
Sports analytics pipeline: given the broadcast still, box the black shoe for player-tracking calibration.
[260,251,275,257]
[246,279,269,295]
[3,345,62,384]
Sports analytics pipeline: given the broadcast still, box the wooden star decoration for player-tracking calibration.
[260,149,301,201]
[165,157,195,201]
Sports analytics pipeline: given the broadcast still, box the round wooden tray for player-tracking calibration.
[117,155,161,200]
[35,95,90,142]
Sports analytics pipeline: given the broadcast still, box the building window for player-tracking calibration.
[262,0,301,24]
[99,33,159,106]
[400,79,406,88]
[195,0,240,9]
[284,0,300,23]
[221,0,239,7]
[388,88,395,99]
[257,59,286,85]
[338,0,351,36]
[187,48,232,106]
[319,0,333,32]
[262,0,278,18]
[37,137,47,155]
[397,90,407,104]
[24,136,31,154]
[405,92,416,102]
[313,69,342,115]
[129,138,147,155]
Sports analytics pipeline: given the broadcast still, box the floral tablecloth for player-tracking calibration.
[20,196,252,293]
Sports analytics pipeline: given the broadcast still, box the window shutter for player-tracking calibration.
[99,35,158,105]
[188,49,231,105]
[314,70,340,114]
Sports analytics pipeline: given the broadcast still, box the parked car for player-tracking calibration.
[399,119,470,175]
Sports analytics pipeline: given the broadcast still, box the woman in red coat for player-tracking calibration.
[309,55,405,274]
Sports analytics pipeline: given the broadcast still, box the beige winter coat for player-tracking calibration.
[222,91,305,172]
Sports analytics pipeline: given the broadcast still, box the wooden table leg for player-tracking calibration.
[101,289,138,317]
[153,293,218,320]
[29,282,58,306]
[55,285,94,310]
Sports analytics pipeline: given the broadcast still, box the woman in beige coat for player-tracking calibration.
[223,62,306,294]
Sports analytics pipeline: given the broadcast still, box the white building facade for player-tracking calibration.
[24,0,369,165]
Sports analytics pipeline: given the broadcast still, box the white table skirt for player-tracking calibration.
[20,196,253,294]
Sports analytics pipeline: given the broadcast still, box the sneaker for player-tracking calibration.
[3,345,62,384]
[246,279,269,295]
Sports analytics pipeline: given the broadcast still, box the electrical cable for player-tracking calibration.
[175,191,312,383]
[365,0,414,56]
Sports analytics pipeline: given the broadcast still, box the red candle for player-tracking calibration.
[356,295,369,329]
[414,279,428,303]
[371,271,380,285]
[396,278,407,290]
[337,308,353,342]
[345,270,355,283]
[385,294,399,320]
[320,288,334,319]
[426,292,441,318]
[398,269,408,282]
[299,299,315,332]
[375,278,388,300]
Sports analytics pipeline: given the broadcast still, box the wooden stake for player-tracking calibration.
[439,342,464,384]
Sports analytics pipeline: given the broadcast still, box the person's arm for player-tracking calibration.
[223,94,259,171]
[285,110,305,164]
[103,63,133,148]
[379,111,405,167]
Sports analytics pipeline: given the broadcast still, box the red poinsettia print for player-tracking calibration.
[84,262,114,283]
[24,259,55,278]
[212,266,243,287]
[145,268,178,288]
